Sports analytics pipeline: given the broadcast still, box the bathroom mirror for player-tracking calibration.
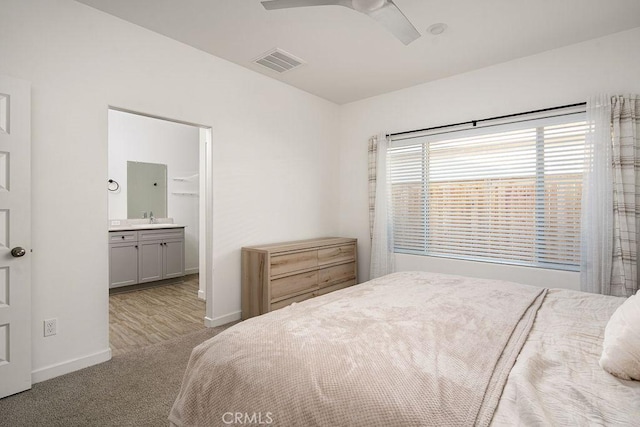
[127,161,167,219]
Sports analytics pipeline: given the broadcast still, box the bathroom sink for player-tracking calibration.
[108,219,184,231]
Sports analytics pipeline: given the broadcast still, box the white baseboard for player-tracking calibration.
[185,267,199,275]
[205,311,241,327]
[31,348,112,384]
[198,289,206,300]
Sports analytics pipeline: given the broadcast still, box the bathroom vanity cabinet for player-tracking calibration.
[137,228,185,283]
[109,226,185,289]
[109,231,139,288]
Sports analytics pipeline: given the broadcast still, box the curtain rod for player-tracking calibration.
[387,102,587,138]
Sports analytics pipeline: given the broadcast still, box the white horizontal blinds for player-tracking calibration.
[389,144,428,253]
[539,121,587,267]
[389,112,586,270]
[428,127,538,263]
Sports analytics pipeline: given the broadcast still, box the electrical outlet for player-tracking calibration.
[44,318,57,337]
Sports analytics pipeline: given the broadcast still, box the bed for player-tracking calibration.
[169,271,640,426]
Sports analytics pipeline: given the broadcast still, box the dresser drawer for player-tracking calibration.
[318,244,356,266]
[270,250,317,276]
[109,231,138,243]
[271,270,318,301]
[319,262,356,288]
[317,279,356,296]
[270,290,317,311]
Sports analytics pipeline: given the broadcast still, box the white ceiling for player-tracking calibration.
[75,0,640,104]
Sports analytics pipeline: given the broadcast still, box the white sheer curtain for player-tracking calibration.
[581,95,613,295]
[369,133,395,279]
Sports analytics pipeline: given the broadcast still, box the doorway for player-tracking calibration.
[106,107,213,355]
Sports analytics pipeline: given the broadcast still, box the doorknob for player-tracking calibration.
[11,247,26,258]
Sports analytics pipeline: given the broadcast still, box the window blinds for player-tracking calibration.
[389,111,586,270]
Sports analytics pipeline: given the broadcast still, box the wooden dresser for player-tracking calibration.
[241,237,358,319]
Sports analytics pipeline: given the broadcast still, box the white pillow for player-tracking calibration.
[600,291,640,380]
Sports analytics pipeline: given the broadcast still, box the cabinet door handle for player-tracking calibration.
[135,245,138,249]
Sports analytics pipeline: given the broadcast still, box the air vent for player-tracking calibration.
[253,49,305,73]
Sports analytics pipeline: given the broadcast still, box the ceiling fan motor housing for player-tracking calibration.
[352,0,387,13]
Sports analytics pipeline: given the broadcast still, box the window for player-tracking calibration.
[389,110,587,270]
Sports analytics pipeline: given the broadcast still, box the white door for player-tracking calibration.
[0,75,31,398]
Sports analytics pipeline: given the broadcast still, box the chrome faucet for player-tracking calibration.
[149,211,156,224]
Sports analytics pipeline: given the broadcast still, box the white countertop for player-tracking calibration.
[109,223,185,232]
[109,218,186,231]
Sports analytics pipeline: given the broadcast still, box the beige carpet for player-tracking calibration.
[0,325,232,427]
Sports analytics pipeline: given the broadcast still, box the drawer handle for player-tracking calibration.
[121,236,125,239]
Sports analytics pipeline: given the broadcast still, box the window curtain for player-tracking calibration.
[368,133,395,279]
[581,94,640,297]
[581,95,614,295]
[610,95,640,297]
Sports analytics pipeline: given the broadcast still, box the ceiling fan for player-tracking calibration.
[261,0,421,45]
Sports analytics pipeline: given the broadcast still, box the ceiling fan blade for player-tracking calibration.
[261,0,420,45]
[366,1,421,45]
[261,0,347,10]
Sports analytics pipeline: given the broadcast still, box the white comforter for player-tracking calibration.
[492,288,640,426]
[170,272,640,426]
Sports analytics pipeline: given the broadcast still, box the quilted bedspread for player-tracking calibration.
[169,271,547,427]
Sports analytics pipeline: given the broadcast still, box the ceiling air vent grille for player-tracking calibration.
[254,49,305,73]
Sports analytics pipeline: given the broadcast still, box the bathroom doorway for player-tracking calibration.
[106,107,213,355]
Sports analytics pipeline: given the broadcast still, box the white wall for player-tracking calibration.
[0,0,340,381]
[4,0,640,384]
[338,27,640,291]
[108,109,200,274]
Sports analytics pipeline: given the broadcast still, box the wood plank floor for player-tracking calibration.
[109,275,205,356]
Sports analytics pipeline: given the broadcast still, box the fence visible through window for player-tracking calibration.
[389,115,586,270]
